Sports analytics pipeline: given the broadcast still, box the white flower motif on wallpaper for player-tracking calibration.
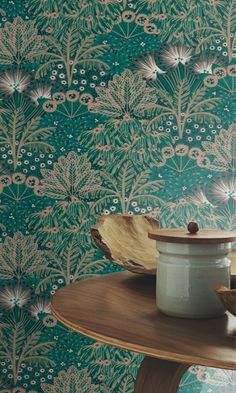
[193,55,217,74]
[202,123,236,172]
[189,190,215,208]
[204,175,236,231]
[0,285,30,309]
[30,299,51,319]
[135,55,166,80]
[207,176,236,205]
[0,16,47,65]
[29,85,52,106]
[41,366,100,393]
[0,71,30,95]
[135,49,217,82]
[0,283,54,324]
[161,45,192,68]
[39,151,102,203]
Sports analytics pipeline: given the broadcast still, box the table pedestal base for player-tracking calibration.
[134,357,190,393]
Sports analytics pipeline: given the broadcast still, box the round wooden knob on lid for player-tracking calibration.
[187,221,199,234]
[148,227,236,244]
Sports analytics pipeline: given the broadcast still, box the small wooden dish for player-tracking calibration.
[215,275,236,316]
[229,249,236,275]
[90,214,159,274]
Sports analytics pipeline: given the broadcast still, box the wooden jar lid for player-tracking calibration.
[148,228,236,244]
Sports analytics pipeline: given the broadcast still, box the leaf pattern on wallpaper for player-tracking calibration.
[117,375,135,393]
[29,204,93,246]
[0,16,48,65]
[81,68,170,166]
[0,99,55,170]
[217,200,236,231]
[159,192,218,228]
[39,151,102,202]
[0,232,50,280]
[191,0,236,62]
[138,0,171,13]
[147,68,220,138]
[187,365,236,388]
[26,0,122,34]
[81,120,169,168]
[36,28,109,85]
[89,68,157,132]
[201,123,236,172]
[79,341,143,391]
[36,240,106,292]
[0,0,236,391]
[41,366,100,393]
[0,201,6,231]
[91,161,164,214]
[159,0,207,44]
[137,0,225,45]
[0,311,54,385]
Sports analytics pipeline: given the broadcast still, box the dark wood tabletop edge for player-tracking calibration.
[51,302,236,370]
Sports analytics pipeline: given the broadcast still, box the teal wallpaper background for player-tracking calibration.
[0,0,235,392]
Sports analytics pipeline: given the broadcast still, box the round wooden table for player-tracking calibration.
[51,272,236,393]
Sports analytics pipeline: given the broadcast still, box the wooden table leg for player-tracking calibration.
[134,357,190,393]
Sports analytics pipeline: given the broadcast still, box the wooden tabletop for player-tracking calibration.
[51,272,236,370]
[148,229,236,244]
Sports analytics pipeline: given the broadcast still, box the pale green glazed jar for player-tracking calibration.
[149,227,236,319]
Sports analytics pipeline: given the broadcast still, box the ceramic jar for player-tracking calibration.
[149,227,236,319]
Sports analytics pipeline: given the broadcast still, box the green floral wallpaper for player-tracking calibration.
[0,0,235,392]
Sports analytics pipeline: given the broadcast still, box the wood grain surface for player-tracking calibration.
[51,272,236,370]
[149,228,236,244]
[134,357,190,393]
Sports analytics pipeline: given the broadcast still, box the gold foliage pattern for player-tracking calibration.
[0,17,48,65]
[0,0,235,391]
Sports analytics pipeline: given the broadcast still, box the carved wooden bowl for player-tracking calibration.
[229,249,236,275]
[90,214,159,274]
[215,275,236,316]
